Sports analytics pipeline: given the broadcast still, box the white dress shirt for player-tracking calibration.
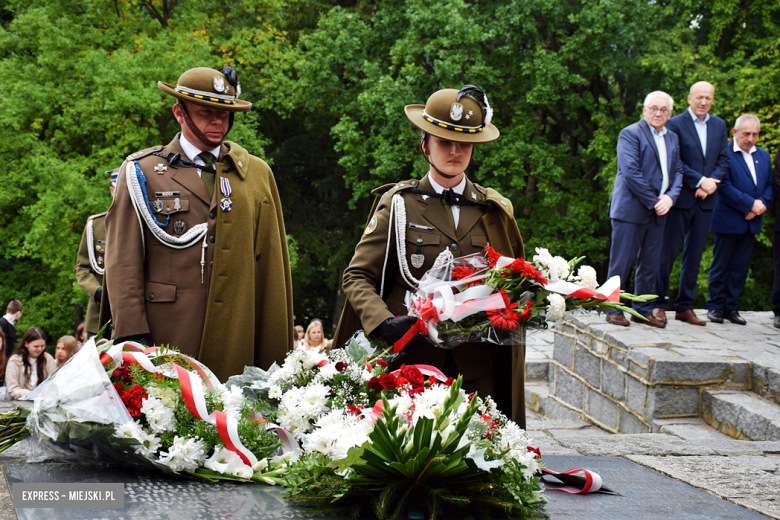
[648,124,669,195]
[733,140,758,185]
[179,134,221,179]
[688,107,710,157]
[428,173,467,229]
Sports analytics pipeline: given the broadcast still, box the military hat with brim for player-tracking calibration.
[404,87,499,144]
[158,67,251,112]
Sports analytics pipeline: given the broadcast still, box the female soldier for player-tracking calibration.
[334,86,526,425]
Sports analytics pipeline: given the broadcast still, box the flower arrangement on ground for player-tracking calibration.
[0,338,286,484]
[404,246,653,348]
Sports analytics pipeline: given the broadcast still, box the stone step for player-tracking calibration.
[703,389,780,441]
[524,381,549,414]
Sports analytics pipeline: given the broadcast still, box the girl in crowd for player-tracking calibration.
[55,335,79,368]
[6,327,56,399]
[302,319,330,354]
[75,322,87,347]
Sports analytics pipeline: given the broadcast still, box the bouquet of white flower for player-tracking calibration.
[0,338,288,484]
[401,246,653,350]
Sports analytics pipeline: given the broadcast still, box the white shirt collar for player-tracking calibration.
[3,314,15,325]
[179,134,221,163]
[733,140,756,155]
[688,107,711,125]
[428,173,466,195]
[645,121,667,137]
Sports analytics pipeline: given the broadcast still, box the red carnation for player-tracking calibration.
[376,359,389,368]
[335,361,348,372]
[444,377,454,386]
[428,376,436,386]
[121,384,148,418]
[379,373,398,391]
[400,365,424,388]
[521,301,533,321]
[397,377,409,387]
[347,405,362,416]
[367,376,383,393]
[527,446,541,459]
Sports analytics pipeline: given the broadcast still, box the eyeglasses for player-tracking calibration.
[222,64,238,87]
[646,106,671,115]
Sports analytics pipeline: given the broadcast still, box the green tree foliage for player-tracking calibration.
[1,0,779,344]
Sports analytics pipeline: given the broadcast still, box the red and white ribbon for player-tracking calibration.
[544,276,621,303]
[541,468,603,493]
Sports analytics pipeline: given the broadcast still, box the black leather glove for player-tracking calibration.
[115,333,153,346]
[373,316,429,353]
[94,286,102,304]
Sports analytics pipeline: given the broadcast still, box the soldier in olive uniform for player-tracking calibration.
[104,66,293,382]
[74,168,119,336]
[334,86,526,426]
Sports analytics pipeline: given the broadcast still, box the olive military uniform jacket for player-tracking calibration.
[104,134,293,382]
[335,174,526,424]
[74,213,107,335]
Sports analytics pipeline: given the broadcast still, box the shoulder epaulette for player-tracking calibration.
[484,187,514,216]
[88,211,108,222]
[371,179,422,197]
[125,145,164,162]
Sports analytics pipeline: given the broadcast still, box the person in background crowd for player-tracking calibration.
[707,115,773,325]
[0,300,22,360]
[0,330,6,385]
[6,327,56,399]
[606,91,684,328]
[74,168,119,336]
[302,319,330,354]
[771,146,780,329]
[653,82,729,326]
[55,335,79,368]
[294,325,304,348]
[75,322,87,347]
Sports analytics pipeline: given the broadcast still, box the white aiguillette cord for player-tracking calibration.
[125,161,210,283]
[380,193,454,298]
[86,217,104,275]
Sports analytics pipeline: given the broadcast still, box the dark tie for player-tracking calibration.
[441,190,456,230]
[198,152,216,199]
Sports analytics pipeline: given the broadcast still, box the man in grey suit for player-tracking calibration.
[606,91,684,327]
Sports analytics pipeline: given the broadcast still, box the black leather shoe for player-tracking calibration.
[774,315,780,329]
[707,309,724,323]
[724,310,746,325]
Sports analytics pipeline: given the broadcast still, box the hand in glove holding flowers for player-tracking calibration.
[372,316,428,354]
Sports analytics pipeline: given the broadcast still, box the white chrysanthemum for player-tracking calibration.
[302,350,328,370]
[140,396,176,433]
[532,247,553,267]
[546,293,566,322]
[318,362,338,381]
[577,265,598,290]
[222,385,245,418]
[114,421,143,441]
[360,369,373,382]
[158,436,207,473]
[134,430,161,457]
[269,385,282,400]
[304,410,373,461]
[547,256,570,282]
[147,386,178,408]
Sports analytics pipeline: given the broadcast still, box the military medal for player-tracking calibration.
[173,198,181,211]
[154,164,167,174]
[97,255,104,265]
[152,199,164,213]
[411,254,424,269]
[220,176,233,212]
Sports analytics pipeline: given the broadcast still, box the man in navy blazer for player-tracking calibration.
[606,91,684,328]
[653,82,729,326]
[707,114,773,325]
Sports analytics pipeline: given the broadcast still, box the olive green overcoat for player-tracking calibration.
[74,212,107,335]
[104,134,293,381]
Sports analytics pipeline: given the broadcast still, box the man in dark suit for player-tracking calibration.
[707,114,773,325]
[653,82,730,326]
[606,91,684,328]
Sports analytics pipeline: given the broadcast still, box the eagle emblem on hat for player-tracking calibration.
[450,103,464,121]
[213,76,228,94]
